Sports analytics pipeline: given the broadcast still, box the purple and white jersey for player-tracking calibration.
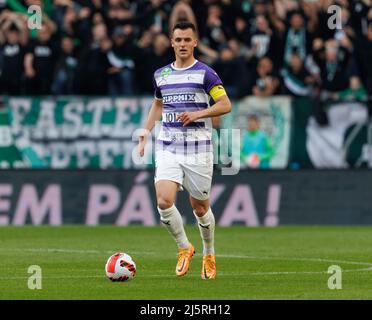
[153,60,223,154]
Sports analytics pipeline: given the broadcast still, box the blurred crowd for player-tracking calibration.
[0,0,371,101]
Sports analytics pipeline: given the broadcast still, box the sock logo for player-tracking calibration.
[199,223,210,230]
[161,219,171,226]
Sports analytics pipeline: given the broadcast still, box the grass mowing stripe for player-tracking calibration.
[2,248,372,275]
[1,226,372,299]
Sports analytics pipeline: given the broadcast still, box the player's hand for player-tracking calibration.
[138,130,148,157]
[176,111,202,126]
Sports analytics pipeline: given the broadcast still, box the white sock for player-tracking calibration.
[158,204,190,249]
[194,208,215,256]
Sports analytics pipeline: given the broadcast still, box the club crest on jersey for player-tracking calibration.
[161,67,172,77]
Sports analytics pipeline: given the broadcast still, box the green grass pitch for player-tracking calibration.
[1,225,372,300]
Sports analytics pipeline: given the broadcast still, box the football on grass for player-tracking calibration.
[105,253,136,282]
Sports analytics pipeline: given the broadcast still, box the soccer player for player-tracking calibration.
[138,21,231,279]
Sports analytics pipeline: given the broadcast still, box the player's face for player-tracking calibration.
[171,28,197,60]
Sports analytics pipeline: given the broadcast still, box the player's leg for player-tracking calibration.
[155,179,190,249]
[189,196,216,280]
[155,180,195,277]
[182,151,216,279]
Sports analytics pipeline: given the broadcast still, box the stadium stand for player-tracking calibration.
[0,0,371,100]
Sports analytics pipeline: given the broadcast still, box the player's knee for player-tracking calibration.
[157,197,174,210]
[193,204,209,217]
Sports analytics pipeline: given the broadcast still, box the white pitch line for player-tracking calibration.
[0,248,156,255]
[218,254,372,275]
[218,254,372,266]
[1,248,372,276]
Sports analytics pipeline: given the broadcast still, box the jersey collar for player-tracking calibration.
[171,59,198,71]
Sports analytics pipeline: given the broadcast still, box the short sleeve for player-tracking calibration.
[153,76,162,100]
[204,67,223,94]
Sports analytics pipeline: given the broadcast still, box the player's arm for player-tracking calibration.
[177,85,231,126]
[138,98,163,157]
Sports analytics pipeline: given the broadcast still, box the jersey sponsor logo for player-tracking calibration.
[163,93,196,104]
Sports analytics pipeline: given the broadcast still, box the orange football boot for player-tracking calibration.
[176,243,195,277]
[201,255,216,279]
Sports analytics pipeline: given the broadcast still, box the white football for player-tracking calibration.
[105,252,136,282]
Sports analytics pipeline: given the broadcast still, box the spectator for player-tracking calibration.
[249,56,280,97]
[202,4,228,51]
[59,4,92,42]
[335,7,356,42]
[0,0,370,98]
[51,36,78,94]
[213,44,249,99]
[106,0,135,32]
[0,11,27,95]
[240,114,274,169]
[233,15,250,44]
[359,23,372,95]
[333,76,368,101]
[7,0,56,39]
[168,0,218,65]
[247,0,271,29]
[136,32,172,94]
[136,0,172,35]
[106,25,137,95]
[245,14,280,68]
[23,24,57,95]
[312,37,354,97]
[282,11,313,68]
[349,0,371,39]
[74,22,110,95]
[281,53,316,97]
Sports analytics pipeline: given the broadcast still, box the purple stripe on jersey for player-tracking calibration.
[163,102,208,110]
[158,83,203,90]
[162,122,205,128]
[163,107,201,112]
[162,126,209,132]
[157,139,211,146]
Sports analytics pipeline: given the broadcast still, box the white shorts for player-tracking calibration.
[154,150,214,200]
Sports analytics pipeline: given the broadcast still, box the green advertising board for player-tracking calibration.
[2,96,371,169]
[0,109,25,168]
[5,96,153,169]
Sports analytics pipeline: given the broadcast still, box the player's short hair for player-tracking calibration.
[172,21,197,35]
